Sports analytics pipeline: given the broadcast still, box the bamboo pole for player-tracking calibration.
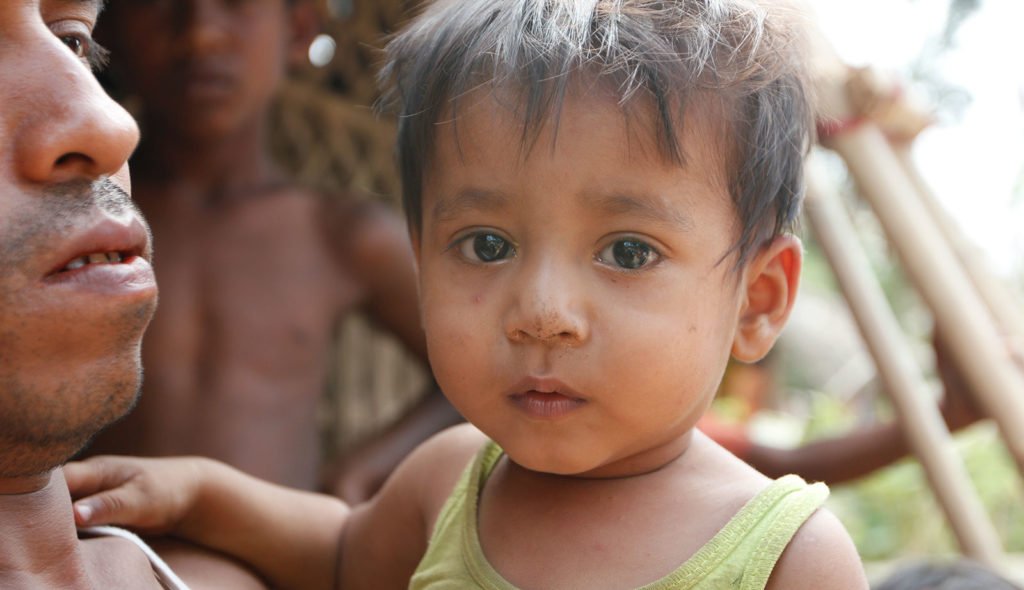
[804,160,1005,567]
[823,123,1024,479]
[806,15,1024,480]
[893,147,1024,346]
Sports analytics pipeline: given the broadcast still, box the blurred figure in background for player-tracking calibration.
[82,0,459,491]
[703,330,984,486]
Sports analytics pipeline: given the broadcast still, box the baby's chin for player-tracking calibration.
[501,442,621,478]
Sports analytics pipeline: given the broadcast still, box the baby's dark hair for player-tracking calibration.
[378,0,813,266]
[874,560,1022,590]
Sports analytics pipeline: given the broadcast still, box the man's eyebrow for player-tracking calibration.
[55,0,106,15]
[431,187,510,223]
[591,192,695,232]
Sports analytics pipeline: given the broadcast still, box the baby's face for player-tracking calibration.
[416,89,752,478]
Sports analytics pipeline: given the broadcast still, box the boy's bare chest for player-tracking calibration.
[140,194,362,372]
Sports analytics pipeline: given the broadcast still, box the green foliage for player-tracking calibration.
[827,423,1024,561]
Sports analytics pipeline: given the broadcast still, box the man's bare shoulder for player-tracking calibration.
[78,533,267,590]
[146,537,269,590]
[765,508,868,590]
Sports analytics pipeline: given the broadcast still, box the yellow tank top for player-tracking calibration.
[410,441,829,590]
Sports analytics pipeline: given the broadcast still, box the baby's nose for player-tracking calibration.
[503,262,590,346]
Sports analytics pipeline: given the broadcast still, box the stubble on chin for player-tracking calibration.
[0,369,143,478]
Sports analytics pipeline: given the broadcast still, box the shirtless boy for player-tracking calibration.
[82,0,456,490]
[71,0,868,588]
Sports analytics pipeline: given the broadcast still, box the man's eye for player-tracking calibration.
[456,233,515,263]
[597,239,659,270]
[57,32,109,71]
[60,34,87,58]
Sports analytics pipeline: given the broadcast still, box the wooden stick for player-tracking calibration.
[893,146,1024,346]
[804,160,1005,567]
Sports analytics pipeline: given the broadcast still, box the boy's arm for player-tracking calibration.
[765,509,868,590]
[67,456,348,590]
[319,195,466,503]
[741,343,983,485]
[320,196,426,359]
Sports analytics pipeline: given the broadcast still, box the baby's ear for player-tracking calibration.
[731,235,802,362]
[287,0,323,68]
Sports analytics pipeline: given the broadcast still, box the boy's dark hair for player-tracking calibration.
[874,560,1022,590]
[378,0,812,266]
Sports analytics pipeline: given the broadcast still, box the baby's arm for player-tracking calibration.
[765,509,868,589]
[65,456,348,590]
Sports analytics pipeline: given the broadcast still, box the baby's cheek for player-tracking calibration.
[424,308,486,384]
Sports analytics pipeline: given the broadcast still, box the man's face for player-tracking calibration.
[100,0,294,141]
[0,0,153,478]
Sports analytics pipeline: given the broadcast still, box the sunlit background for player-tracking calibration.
[807,0,1024,277]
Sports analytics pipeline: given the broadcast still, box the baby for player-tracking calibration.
[68,0,867,588]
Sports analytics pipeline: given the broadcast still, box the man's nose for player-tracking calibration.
[504,258,590,346]
[13,41,139,185]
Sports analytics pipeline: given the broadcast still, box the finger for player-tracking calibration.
[63,457,130,499]
[73,487,147,529]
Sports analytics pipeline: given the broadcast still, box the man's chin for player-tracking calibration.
[0,435,93,479]
[0,377,142,478]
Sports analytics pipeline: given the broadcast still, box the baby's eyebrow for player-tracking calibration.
[431,187,510,223]
[591,193,695,233]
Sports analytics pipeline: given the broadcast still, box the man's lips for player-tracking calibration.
[41,214,155,297]
[507,377,587,419]
[45,214,151,279]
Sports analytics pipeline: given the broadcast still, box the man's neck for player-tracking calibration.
[0,470,93,589]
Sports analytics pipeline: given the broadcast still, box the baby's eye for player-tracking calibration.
[597,238,659,270]
[456,232,516,263]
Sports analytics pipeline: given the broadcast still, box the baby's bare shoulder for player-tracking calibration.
[765,508,868,590]
[339,424,488,589]
[401,423,490,510]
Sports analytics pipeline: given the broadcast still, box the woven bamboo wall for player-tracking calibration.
[270,0,429,459]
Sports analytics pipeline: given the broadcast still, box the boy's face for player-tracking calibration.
[416,89,800,478]
[103,0,295,140]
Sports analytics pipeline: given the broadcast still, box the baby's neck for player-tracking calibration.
[513,428,695,482]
